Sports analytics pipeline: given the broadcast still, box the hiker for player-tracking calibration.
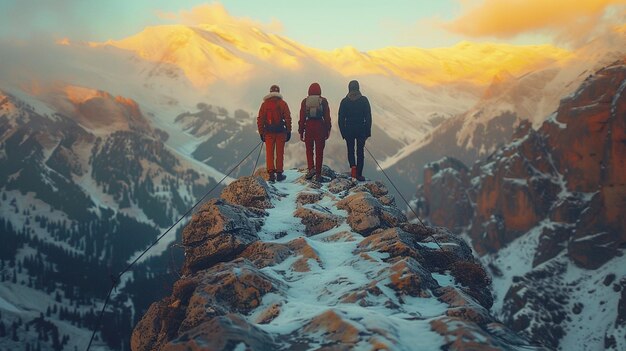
[298,82,331,182]
[257,84,292,182]
[339,80,371,181]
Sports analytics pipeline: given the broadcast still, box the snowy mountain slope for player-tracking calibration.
[381,29,626,197]
[0,90,238,350]
[130,168,546,351]
[91,22,571,146]
[414,60,626,350]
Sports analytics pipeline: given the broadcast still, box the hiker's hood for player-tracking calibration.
[348,80,360,92]
[308,83,321,96]
[263,92,283,101]
[347,80,361,100]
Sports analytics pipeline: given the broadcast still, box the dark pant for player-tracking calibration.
[346,137,366,176]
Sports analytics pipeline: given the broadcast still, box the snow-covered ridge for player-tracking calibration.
[130,169,546,351]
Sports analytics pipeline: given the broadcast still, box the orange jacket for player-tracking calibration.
[257,93,291,135]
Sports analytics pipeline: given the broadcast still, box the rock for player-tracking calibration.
[239,241,292,268]
[294,206,341,236]
[567,191,625,269]
[424,227,474,262]
[254,302,282,324]
[320,165,337,179]
[340,280,384,305]
[220,175,272,210]
[181,199,260,274]
[378,194,395,206]
[296,191,324,205]
[239,237,321,272]
[430,317,548,351]
[131,298,178,351]
[618,278,626,327]
[286,237,321,272]
[302,310,360,346]
[382,257,438,298]
[162,314,276,351]
[253,167,270,180]
[418,157,473,232]
[321,231,358,242]
[337,192,406,235]
[446,306,491,325]
[501,262,569,349]
[355,227,423,262]
[180,259,282,333]
[532,225,571,267]
[328,177,354,194]
[352,181,389,199]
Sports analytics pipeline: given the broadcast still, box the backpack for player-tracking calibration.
[265,99,285,132]
[305,95,324,120]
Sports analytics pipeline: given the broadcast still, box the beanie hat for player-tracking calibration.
[348,80,360,92]
[270,85,280,93]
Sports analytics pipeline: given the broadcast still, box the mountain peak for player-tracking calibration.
[131,168,545,350]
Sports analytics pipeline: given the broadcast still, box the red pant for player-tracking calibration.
[265,132,286,173]
[303,120,327,176]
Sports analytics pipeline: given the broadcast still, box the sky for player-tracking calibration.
[0,0,624,50]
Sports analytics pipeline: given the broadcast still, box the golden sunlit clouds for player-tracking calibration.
[445,0,626,45]
[157,3,284,34]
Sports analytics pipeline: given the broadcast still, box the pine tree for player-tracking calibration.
[11,323,18,341]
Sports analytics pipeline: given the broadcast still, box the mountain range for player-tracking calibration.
[0,14,625,350]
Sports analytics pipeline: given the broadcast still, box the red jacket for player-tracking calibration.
[257,93,291,135]
[298,83,331,138]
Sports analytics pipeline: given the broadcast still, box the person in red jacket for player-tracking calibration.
[298,83,331,182]
[257,84,292,182]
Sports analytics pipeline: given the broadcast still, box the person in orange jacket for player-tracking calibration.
[257,84,292,182]
[298,83,331,182]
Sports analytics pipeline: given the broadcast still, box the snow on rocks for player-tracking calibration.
[181,198,263,275]
[220,175,273,210]
[132,168,546,351]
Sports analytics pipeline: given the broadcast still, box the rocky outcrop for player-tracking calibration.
[132,168,543,351]
[416,60,626,350]
[220,176,273,210]
[337,190,407,235]
[181,198,262,275]
[417,157,473,232]
[424,60,626,265]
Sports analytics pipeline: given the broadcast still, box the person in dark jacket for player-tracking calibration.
[257,84,292,182]
[339,80,371,181]
[298,82,331,182]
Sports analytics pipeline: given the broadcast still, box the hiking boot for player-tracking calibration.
[305,169,315,180]
[268,171,276,182]
[276,172,286,182]
[351,166,357,179]
[355,174,365,182]
[315,175,323,183]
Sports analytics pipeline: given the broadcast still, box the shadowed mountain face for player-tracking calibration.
[0,90,224,350]
[415,60,626,350]
[131,168,546,351]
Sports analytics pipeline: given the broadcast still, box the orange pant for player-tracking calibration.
[265,132,287,173]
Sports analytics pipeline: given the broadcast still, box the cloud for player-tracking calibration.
[157,3,283,33]
[444,0,626,45]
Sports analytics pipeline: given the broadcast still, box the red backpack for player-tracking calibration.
[264,99,285,132]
